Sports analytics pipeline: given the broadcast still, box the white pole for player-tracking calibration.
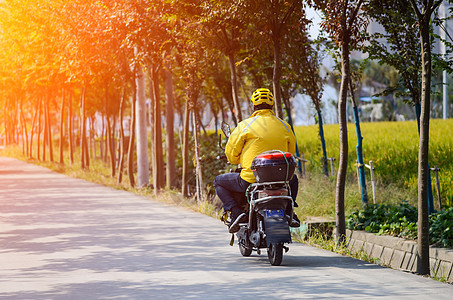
[356,160,361,193]
[302,153,306,178]
[369,161,376,204]
[328,157,336,177]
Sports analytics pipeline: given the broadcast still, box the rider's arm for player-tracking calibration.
[225,125,245,165]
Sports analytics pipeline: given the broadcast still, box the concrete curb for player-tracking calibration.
[346,229,453,281]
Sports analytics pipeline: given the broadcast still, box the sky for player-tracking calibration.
[306,6,323,40]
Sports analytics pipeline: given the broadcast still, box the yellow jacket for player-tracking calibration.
[225,109,297,183]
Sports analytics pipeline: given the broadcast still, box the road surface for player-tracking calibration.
[0,156,452,299]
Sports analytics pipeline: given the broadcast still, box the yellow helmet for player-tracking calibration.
[250,88,274,106]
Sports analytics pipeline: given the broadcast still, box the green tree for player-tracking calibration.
[251,0,306,118]
[200,0,252,122]
[408,0,443,276]
[319,0,368,244]
[167,0,209,200]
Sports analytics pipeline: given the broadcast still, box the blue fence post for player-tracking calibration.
[317,110,329,176]
[352,106,369,207]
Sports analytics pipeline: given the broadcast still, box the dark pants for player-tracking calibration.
[214,173,299,212]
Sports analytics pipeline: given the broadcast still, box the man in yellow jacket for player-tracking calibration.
[214,88,299,233]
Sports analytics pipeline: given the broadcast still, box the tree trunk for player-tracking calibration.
[227,52,242,122]
[19,99,29,157]
[4,101,8,145]
[416,14,432,276]
[164,68,177,189]
[4,101,9,145]
[46,95,53,162]
[335,41,350,245]
[90,116,95,161]
[117,85,126,184]
[106,115,116,177]
[214,110,219,135]
[103,117,108,162]
[104,85,116,177]
[127,75,136,188]
[3,101,7,145]
[37,97,42,161]
[135,64,150,187]
[68,90,74,165]
[81,85,88,169]
[6,98,18,145]
[59,89,66,164]
[7,98,16,145]
[107,115,116,177]
[43,97,48,162]
[85,117,90,168]
[100,115,105,161]
[225,94,238,126]
[29,100,38,159]
[14,99,18,144]
[112,115,117,161]
[272,34,284,119]
[193,106,203,203]
[181,102,190,197]
[414,102,435,214]
[151,66,164,193]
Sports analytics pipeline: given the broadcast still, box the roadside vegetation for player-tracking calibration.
[347,204,453,248]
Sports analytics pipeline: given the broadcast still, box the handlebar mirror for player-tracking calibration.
[221,121,231,138]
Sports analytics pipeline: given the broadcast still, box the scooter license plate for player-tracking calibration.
[266,209,284,218]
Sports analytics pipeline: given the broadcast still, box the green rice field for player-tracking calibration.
[294,119,453,208]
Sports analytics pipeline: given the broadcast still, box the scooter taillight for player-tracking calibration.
[255,152,293,160]
[258,189,288,198]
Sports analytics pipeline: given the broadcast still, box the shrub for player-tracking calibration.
[346,202,417,233]
[172,131,227,198]
[347,203,452,248]
[429,207,453,248]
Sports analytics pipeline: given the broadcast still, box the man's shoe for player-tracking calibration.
[289,213,301,227]
[229,212,247,233]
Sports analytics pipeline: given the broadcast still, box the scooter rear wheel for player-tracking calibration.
[267,243,283,266]
[239,241,252,256]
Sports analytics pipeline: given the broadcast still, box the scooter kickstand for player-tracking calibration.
[229,234,234,246]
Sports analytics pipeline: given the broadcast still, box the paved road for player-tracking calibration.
[0,156,452,299]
